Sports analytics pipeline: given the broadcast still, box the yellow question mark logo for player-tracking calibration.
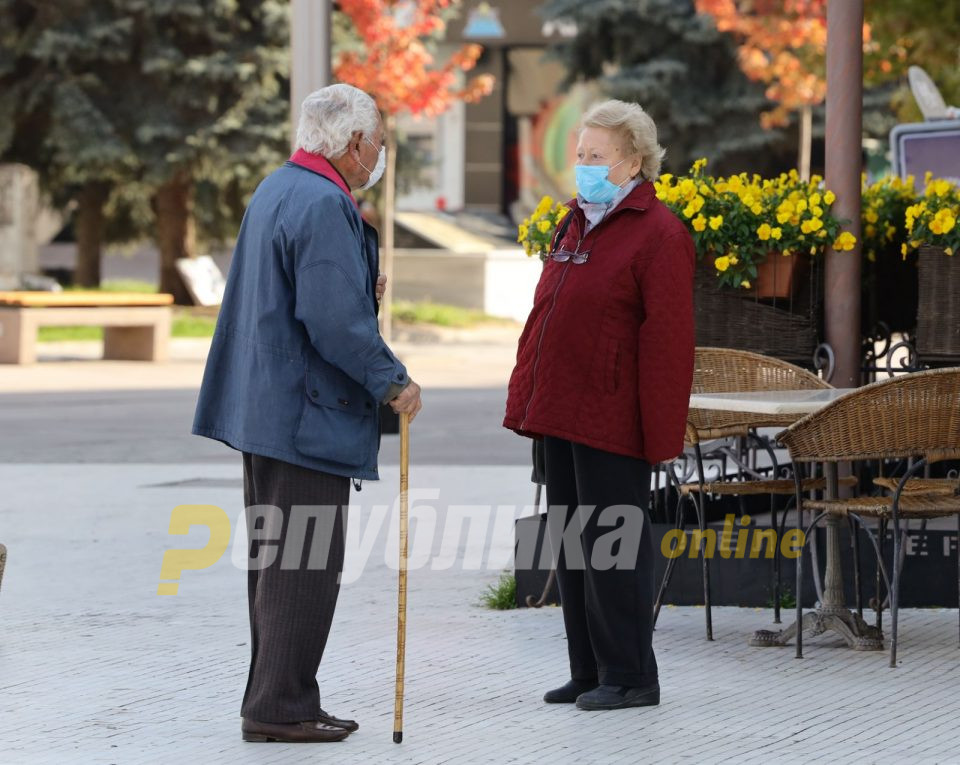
[158,505,231,595]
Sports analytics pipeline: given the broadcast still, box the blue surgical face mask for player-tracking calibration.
[575,159,628,204]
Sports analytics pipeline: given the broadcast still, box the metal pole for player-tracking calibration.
[824,0,863,388]
[290,0,332,148]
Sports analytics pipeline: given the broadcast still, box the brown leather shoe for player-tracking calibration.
[241,718,350,743]
[318,708,359,733]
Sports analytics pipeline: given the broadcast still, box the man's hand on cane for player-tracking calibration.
[390,380,422,422]
[376,273,387,303]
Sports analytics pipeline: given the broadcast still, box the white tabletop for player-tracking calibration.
[688,389,855,415]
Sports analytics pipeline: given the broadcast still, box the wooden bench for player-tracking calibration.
[0,291,174,364]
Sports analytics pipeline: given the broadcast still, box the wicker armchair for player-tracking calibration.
[777,368,960,666]
[656,348,854,639]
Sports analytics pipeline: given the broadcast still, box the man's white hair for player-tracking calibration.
[581,99,666,180]
[295,84,380,158]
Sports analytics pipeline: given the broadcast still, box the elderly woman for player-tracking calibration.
[504,99,694,710]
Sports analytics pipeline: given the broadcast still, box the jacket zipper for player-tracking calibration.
[519,224,585,431]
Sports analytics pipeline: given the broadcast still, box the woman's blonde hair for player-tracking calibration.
[581,99,665,180]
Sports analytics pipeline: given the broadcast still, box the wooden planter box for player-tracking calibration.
[694,257,820,363]
[916,245,960,358]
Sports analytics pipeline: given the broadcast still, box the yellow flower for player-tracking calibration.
[811,205,823,217]
[865,209,879,224]
[534,197,552,218]
[795,199,808,213]
[708,215,723,230]
[741,280,751,289]
[728,255,739,265]
[901,243,908,256]
[865,224,876,238]
[834,231,857,251]
[810,192,821,205]
[823,190,836,205]
[932,208,956,234]
[757,223,772,241]
[517,224,529,242]
[556,205,570,220]
[771,227,783,240]
[537,220,552,234]
[801,217,824,234]
[885,224,896,241]
[692,214,707,232]
[714,255,731,272]
[946,247,955,256]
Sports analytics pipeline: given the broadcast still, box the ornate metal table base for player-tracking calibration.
[749,479,885,653]
[749,607,884,651]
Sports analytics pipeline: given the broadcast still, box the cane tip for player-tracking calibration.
[393,731,403,744]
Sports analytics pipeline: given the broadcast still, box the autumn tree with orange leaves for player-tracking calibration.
[696,0,840,179]
[335,0,494,340]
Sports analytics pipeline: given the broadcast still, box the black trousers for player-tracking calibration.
[240,452,349,723]
[543,436,658,687]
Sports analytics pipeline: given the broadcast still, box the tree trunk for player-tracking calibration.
[798,104,813,182]
[154,169,196,304]
[74,182,109,288]
[380,113,399,344]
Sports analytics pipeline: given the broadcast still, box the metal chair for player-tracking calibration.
[655,347,854,640]
[777,367,960,666]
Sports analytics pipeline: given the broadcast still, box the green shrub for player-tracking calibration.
[480,571,517,610]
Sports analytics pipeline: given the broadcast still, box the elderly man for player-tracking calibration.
[193,84,422,743]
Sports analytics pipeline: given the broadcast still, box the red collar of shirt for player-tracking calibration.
[288,149,358,209]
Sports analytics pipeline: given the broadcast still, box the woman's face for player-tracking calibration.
[576,126,643,186]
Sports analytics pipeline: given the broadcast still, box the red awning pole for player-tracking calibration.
[824,0,864,387]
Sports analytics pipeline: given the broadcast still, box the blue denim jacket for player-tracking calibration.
[192,158,408,480]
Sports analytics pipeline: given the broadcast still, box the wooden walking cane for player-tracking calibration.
[393,411,410,744]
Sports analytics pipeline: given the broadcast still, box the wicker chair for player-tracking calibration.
[656,348,854,639]
[777,368,960,666]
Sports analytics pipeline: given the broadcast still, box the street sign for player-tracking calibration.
[890,120,960,187]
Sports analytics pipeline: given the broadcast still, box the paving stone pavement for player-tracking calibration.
[2,463,960,764]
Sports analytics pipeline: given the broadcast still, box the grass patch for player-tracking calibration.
[479,571,517,610]
[65,279,158,293]
[37,309,217,342]
[393,300,503,328]
[171,312,217,337]
[37,326,103,342]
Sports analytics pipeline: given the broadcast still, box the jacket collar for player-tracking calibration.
[288,149,358,209]
[568,179,656,216]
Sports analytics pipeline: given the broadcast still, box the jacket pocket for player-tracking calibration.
[294,375,375,467]
[605,339,621,394]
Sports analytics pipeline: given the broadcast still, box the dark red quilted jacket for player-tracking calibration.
[503,181,695,464]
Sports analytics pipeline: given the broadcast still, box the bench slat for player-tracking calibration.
[0,291,174,308]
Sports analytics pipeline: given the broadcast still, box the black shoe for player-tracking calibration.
[575,684,660,710]
[543,678,599,704]
[241,718,350,742]
[318,708,359,733]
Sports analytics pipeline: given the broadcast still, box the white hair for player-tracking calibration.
[581,99,666,180]
[295,84,380,158]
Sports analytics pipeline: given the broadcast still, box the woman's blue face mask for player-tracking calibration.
[575,159,629,204]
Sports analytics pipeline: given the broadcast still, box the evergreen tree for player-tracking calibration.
[539,0,789,176]
[0,0,289,297]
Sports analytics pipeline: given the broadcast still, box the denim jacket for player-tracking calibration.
[192,152,407,480]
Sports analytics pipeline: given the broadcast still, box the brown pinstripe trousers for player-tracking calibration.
[240,452,349,723]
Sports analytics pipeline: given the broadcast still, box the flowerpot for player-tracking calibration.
[916,245,960,358]
[694,260,821,363]
[754,251,803,300]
